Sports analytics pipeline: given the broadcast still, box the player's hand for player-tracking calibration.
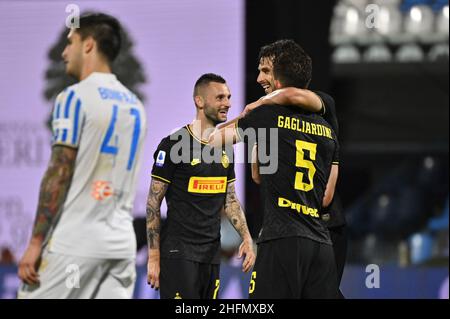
[238,239,256,273]
[18,240,42,285]
[241,99,263,117]
[147,249,160,290]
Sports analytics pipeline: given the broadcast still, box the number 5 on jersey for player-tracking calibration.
[100,105,141,171]
[295,140,317,192]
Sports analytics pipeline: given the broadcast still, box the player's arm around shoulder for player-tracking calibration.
[208,120,242,148]
[209,104,269,148]
[242,88,323,116]
[18,145,77,285]
[146,178,169,290]
[266,88,323,112]
[224,182,256,273]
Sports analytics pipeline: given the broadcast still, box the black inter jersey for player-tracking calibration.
[237,105,339,245]
[316,91,346,228]
[151,125,236,264]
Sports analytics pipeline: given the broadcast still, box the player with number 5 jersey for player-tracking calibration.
[209,40,339,299]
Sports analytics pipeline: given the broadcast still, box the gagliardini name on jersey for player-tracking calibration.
[277,115,334,140]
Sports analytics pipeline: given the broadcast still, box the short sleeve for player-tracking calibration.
[332,140,340,165]
[52,89,84,148]
[151,137,177,184]
[227,150,236,184]
[315,91,339,137]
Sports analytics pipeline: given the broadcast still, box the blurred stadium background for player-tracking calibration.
[0,0,448,299]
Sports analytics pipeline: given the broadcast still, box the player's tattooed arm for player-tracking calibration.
[224,182,255,272]
[224,182,252,242]
[19,145,77,284]
[146,178,168,289]
[32,145,77,242]
[146,179,168,249]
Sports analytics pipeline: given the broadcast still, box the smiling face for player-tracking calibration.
[257,57,276,95]
[198,81,231,125]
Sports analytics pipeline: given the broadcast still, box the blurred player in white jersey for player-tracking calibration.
[17,13,147,299]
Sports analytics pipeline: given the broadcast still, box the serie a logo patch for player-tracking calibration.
[156,150,166,167]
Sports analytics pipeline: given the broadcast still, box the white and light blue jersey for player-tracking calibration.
[49,72,147,259]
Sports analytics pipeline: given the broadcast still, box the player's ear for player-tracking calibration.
[83,36,95,55]
[274,80,283,90]
[194,95,204,109]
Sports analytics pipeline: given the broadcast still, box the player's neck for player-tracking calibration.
[79,60,112,81]
[190,116,215,143]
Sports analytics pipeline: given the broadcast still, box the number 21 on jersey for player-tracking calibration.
[100,105,141,171]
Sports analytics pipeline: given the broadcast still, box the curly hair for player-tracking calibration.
[258,39,312,89]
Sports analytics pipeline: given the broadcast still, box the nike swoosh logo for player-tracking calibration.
[191,159,201,166]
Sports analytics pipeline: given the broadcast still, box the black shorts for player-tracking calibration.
[160,258,220,299]
[329,224,348,299]
[249,237,338,299]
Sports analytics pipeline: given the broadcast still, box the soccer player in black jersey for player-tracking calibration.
[146,74,255,299]
[209,42,339,298]
[245,40,347,298]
